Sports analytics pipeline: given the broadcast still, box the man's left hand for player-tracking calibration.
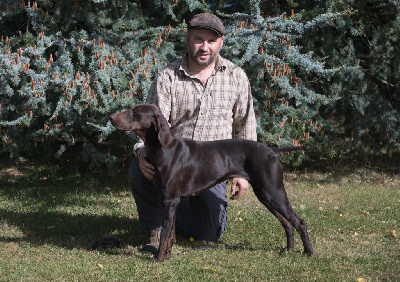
[230,177,249,200]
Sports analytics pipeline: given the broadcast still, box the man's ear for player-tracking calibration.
[184,31,190,44]
[154,114,172,147]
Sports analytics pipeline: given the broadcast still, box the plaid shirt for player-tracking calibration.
[134,54,257,153]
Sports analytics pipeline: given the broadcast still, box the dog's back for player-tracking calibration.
[154,138,279,197]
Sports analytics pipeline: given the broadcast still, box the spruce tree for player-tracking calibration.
[1,0,397,168]
[294,0,400,157]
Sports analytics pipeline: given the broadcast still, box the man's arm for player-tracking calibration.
[232,75,257,141]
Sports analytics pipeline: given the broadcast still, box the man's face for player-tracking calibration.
[185,28,224,67]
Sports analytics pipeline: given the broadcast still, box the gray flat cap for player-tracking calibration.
[188,13,226,36]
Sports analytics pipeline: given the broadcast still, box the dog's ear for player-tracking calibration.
[154,113,172,147]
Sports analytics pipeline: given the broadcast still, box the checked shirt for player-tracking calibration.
[134,54,257,154]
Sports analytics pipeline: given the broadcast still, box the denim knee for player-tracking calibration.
[128,158,163,232]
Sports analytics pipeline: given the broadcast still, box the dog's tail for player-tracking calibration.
[271,145,310,154]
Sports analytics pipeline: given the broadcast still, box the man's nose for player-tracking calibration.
[200,41,209,51]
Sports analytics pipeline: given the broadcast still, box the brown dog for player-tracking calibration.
[110,104,313,261]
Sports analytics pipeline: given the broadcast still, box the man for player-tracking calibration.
[129,13,257,254]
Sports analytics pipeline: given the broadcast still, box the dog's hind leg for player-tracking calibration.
[156,198,180,262]
[252,189,295,253]
[290,211,313,256]
[252,162,313,256]
[255,187,313,255]
[266,203,295,253]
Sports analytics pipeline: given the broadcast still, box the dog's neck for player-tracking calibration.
[141,125,163,164]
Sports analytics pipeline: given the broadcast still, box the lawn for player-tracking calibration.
[0,158,399,281]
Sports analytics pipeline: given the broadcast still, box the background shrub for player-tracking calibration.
[0,0,398,168]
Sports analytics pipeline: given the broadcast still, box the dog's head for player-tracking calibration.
[110,104,172,147]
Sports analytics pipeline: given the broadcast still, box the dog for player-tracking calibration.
[110,104,313,261]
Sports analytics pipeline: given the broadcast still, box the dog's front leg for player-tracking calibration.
[155,198,180,262]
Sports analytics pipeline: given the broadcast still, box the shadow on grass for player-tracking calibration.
[0,207,257,257]
[0,208,145,250]
[5,151,397,257]
[293,150,400,175]
[280,150,400,188]
[0,159,150,252]
[0,159,255,256]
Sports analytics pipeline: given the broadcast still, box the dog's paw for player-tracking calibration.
[279,247,294,255]
[302,250,314,256]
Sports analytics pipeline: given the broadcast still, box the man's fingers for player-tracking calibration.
[138,151,155,180]
[141,161,155,170]
[144,171,155,180]
[230,179,237,196]
[230,178,249,200]
[139,162,155,179]
[230,190,242,200]
[140,165,154,180]
[230,179,239,200]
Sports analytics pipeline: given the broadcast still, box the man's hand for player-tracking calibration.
[138,150,155,180]
[230,177,249,200]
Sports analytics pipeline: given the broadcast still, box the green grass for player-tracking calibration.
[0,160,399,281]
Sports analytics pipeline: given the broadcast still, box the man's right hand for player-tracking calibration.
[138,150,155,180]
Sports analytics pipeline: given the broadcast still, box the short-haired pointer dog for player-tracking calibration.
[110,104,313,262]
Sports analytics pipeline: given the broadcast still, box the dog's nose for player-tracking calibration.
[110,113,116,121]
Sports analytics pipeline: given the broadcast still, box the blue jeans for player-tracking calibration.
[128,158,227,242]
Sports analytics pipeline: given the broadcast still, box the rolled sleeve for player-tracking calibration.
[233,76,257,141]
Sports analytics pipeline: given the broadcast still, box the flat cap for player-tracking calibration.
[188,13,226,36]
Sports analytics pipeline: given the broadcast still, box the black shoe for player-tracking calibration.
[141,230,160,254]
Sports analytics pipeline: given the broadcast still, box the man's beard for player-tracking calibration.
[188,46,218,67]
